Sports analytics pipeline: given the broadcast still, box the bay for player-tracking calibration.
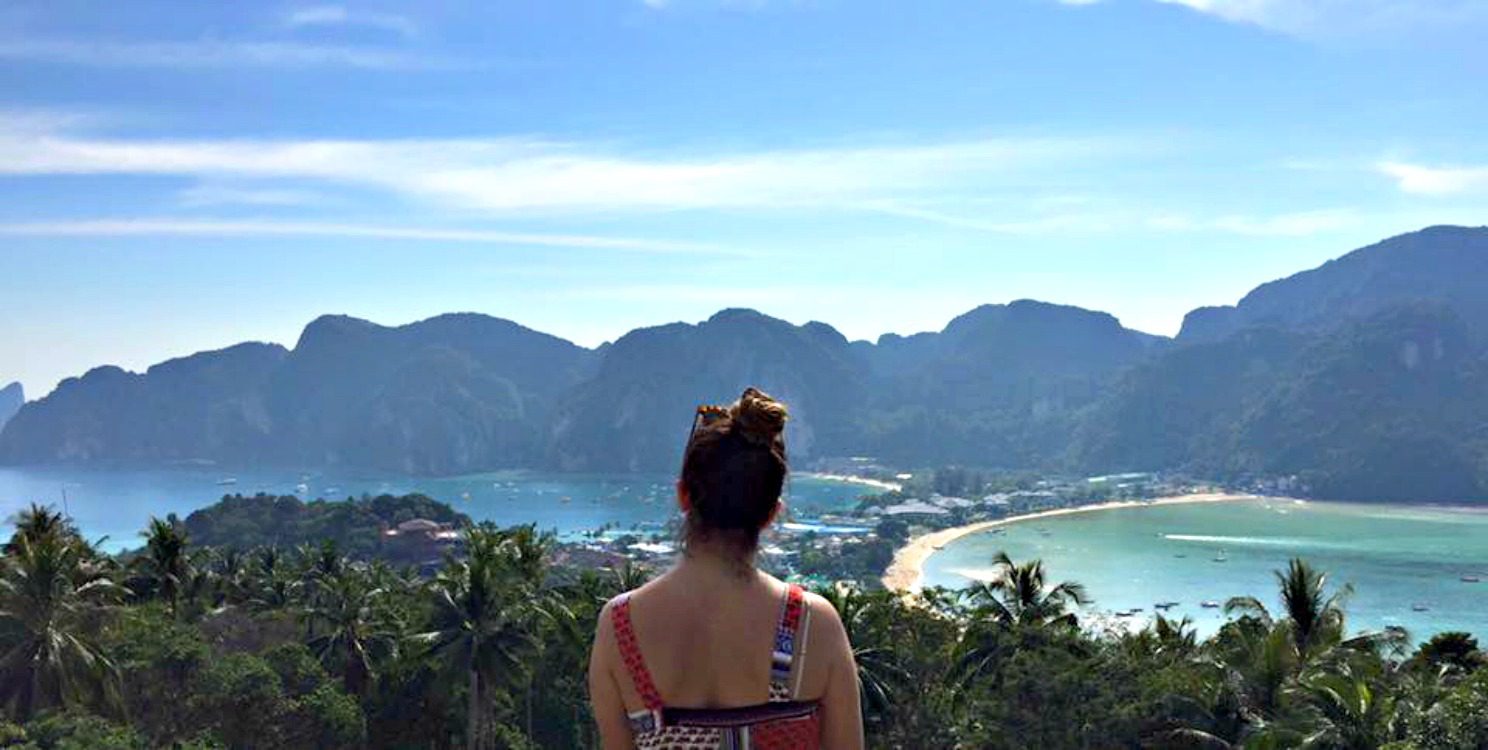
[922,498,1488,639]
[0,465,871,552]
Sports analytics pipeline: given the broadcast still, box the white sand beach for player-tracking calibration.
[881,492,1262,593]
[797,472,904,493]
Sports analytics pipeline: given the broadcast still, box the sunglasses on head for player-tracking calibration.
[687,404,729,443]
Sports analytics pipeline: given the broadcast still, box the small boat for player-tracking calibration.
[1174,553,1188,559]
[1201,600,1221,609]
[1213,551,1228,563]
[216,477,238,486]
[1462,575,1481,583]
[1412,603,1430,612]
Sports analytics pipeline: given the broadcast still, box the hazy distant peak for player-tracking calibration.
[800,320,850,347]
[146,342,289,378]
[293,314,383,351]
[705,307,772,325]
[401,311,524,333]
[0,382,20,435]
[78,364,133,382]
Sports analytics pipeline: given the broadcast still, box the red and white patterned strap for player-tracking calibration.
[613,593,666,729]
[769,585,807,696]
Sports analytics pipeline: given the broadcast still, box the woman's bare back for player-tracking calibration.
[589,563,863,748]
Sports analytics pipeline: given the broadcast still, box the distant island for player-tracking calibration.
[3,225,1487,503]
[177,492,472,567]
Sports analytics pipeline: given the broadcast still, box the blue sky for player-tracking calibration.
[3,0,1488,397]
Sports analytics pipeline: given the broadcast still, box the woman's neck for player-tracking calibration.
[673,543,760,585]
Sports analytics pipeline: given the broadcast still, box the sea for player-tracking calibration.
[922,497,1488,640]
[0,465,872,552]
[6,467,1486,640]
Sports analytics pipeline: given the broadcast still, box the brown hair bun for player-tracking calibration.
[729,387,788,445]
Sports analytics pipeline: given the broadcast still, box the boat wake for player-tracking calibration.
[1163,533,1354,550]
[945,567,1002,583]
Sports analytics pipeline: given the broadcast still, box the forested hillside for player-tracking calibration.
[3,226,1487,501]
[1,503,1485,749]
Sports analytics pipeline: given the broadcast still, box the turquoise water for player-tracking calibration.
[922,499,1488,640]
[0,466,871,552]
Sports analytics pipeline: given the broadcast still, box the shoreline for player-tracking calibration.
[881,492,1265,593]
[796,471,904,493]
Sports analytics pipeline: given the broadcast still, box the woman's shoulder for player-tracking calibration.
[798,589,846,638]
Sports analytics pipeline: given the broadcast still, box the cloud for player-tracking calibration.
[176,184,331,208]
[859,201,1121,234]
[285,5,418,37]
[0,37,460,70]
[1151,0,1488,40]
[0,219,722,254]
[0,115,1388,240]
[0,115,1124,219]
[1377,161,1488,196]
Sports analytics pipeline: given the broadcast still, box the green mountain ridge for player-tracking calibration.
[3,226,1487,500]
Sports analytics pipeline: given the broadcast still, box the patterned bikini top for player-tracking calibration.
[611,583,821,750]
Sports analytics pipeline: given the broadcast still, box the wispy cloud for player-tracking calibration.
[1377,161,1488,196]
[1151,0,1488,40]
[859,201,1121,234]
[0,37,460,70]
[176,184,331,208]
[0,219,723,254]
[285,5,418,38]
[0,115,1127,219]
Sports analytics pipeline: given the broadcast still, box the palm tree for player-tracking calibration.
[296,540,347,639]
[1178,558,1409,746]
[963,551,1089,629]
[1151,614,1201,658]
[413,526,549,750]
[303,567,397,696]
[1225,558,1404,664]
[953,552,1089,690]
[1225,559,1349,662]
[1412,631,1484,675]
[0,530,121,720]
[208,547,248,607]
[6,504,71,552]
[814,584,910,722]
[607,559,651,595]
[1209,616,1300,724]
[1296,661,1399,749]
[247,546,297,611]
[136,516,191,616]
